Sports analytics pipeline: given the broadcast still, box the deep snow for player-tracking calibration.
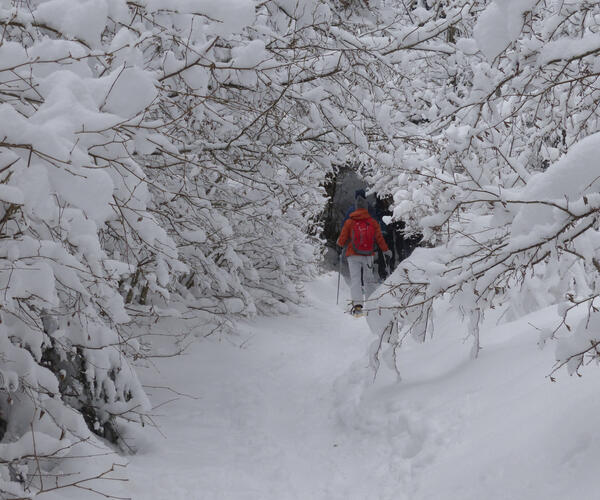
[49,273,600,499]
[127,275,378,499]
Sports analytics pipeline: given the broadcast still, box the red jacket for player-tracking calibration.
[337,208,389,257]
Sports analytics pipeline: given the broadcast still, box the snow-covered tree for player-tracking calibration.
[137,0,418,321]
[369,0,600,378]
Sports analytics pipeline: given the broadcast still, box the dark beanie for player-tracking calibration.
[355,196,368,210]
[355,189,366,199]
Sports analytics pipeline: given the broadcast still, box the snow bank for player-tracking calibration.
[107,274,600,500]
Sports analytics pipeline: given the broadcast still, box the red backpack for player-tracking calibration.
[351,219,376,255]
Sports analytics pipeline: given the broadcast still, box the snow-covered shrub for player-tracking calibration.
[0,1,174,495]
[369,0,600,377]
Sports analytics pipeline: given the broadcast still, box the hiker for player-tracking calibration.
[374,197,394,280]
[337,193,391,317]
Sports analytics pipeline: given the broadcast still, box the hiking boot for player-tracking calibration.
[351,304,364,317]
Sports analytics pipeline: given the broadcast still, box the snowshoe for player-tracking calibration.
[350,304,365,318]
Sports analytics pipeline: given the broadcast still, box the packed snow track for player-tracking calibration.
[64,274,600,500]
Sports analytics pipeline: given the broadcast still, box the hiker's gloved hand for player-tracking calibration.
[383,250,392,263]
[336,246,343,256]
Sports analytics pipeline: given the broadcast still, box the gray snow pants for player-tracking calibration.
[347,255,376,305]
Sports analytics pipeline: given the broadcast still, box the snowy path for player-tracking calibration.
[124,274,600,500]
[127,275,397,499]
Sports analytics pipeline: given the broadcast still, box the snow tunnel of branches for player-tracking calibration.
[6,0,600,497]
[320,166,420,276]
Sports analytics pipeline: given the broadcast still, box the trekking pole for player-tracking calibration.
[336,249,342,305]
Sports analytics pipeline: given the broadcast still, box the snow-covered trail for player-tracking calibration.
[127,274,397,499]
[125,273,600,500]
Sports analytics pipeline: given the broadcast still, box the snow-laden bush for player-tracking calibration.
[0,3,164,495]
[0,0,412,495]
[368,0,600,378]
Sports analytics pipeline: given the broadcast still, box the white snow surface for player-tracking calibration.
[50,273,600,499]
[474,0,537,61]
